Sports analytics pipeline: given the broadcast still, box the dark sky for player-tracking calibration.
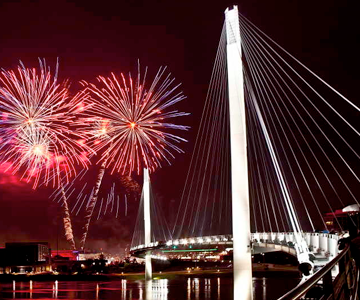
[0,0,359,252]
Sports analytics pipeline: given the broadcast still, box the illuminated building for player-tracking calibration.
[51,250,79,261]
[323,204,360,232]
[0,242,51,274]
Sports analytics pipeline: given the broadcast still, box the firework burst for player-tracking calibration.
[0,60,90,187]
[0,60,91,249]
[77,65,189,249]
[80,65,190,175]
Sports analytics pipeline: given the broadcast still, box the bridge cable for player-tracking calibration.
[248,143,267,232]
[227,15,303,234]
[226,13,305,234]
[239,18,359,211]
[187,33,225,235]
[244,58,307,232]
[191,33,227,236]
[172,27,224,237]
[239,17,359,208]
[238,16,360,181]
[240,34,328,231]
[248,110,284,232]
[201,45,229,234]
[239,13,360,113]
[172,23,232,238]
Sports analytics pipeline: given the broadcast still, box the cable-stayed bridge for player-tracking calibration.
[130,5,359,300]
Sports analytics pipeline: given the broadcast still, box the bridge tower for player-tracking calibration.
[143,168,152,280]
[225,5,253,300]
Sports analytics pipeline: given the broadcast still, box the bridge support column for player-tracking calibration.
[143,168,152,281]
[225,6,253,300]
[319,234,328,254]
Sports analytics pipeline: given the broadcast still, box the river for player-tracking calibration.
[0,276,300,300]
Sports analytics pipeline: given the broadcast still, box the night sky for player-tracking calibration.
[0,0,359,253]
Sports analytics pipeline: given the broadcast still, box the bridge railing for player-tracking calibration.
[130,234,233,252]
[278,244,359,300]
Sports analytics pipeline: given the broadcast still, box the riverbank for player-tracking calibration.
[0,264,300,282]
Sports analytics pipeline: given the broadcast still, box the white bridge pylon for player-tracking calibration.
[225,5,313,299]
[143,168,152,281]
[225,5,252,300]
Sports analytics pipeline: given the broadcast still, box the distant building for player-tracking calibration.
[51,252,107,274]
[51,250,79,274]
[324,204,360,232]
[51,250,79,261]
[0,242,51,274]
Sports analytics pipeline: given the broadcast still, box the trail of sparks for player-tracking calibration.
[60,181,76,249]
[80,159,107,249]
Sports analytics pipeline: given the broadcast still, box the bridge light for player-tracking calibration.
[206,238,211,243]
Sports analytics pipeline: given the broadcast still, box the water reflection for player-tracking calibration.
[204,279,211,299]
[53,280,58,298]
[187,278,191,300]
[194,278,199,300]
[139,281,144,300]
[152,279,168,300]
[145,280,152,300]
[262,277,266,299]
[121,279,126,300]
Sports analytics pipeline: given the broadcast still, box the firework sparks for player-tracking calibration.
[79,65,190,175]
[78,64,189,249]
[0,60,90,187]
[0,60,90,249]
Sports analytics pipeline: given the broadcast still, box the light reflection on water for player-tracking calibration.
[0,276,299,299]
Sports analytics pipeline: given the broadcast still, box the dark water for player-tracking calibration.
[0,277,300,299]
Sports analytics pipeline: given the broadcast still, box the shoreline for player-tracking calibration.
[0,264,300,282]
